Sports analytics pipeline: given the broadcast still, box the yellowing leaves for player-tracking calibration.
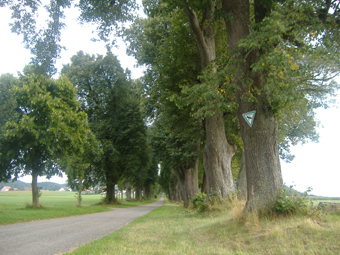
[291,63,298,71]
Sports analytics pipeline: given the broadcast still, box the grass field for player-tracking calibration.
[0,191,159,225]
[65,197,340,255]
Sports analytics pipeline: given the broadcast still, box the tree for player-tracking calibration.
[220,0,339,212]
[0,67,88,207]
[138,0,339,212]
[125,2,204,204]
[62,50,149,203]
[154,0,237,201]
[62,130,102,206]
[1,0,137,76]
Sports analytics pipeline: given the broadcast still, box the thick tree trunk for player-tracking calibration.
[173,153,200,206]
[105,183,116,203]
[184,4,235,201]
[204,113,237,200]
[31,170,39,207]
[237,152,247,200]
[239,104,283,212]
[201,172,207,193]
[172,175,181,202]
[135,182,141,202]
[169,183,173,200]
[222,0,283,212]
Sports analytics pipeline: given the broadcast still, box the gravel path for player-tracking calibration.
[0,196,164,255]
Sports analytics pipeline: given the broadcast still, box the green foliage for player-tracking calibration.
[3,0,71,75]
[270,186,316,216]
[78,0,137,42]
[191,192,208,212]
[0,68,88,181]
[191,192,219,213]
[62,50,149,202]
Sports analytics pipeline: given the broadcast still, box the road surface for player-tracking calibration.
[0,196,164,255]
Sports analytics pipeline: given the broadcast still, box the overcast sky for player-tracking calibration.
[0,3,339,197]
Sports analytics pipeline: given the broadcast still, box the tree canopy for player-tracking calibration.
[0,67,88,206]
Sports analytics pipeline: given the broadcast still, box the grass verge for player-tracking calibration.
[0,191,159,225]
[66,197,340,255]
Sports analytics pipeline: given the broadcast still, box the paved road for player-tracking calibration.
[0,196,164,255]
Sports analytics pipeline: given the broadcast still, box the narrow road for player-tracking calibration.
[0,196,164,255]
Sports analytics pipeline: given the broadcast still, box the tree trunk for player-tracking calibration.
[169,183,173,200]
[184,4,236,201]
[204,113,237,200]
[78,179,83,206]
[222,0,283,212]
[173,153,200,206]
[105,183,116,203]
[126,182,131,201]
[237,152,247,200]
[135,182,141,202]
[240,104,283,212]
[31,170,39,207]
[201,171,207,193]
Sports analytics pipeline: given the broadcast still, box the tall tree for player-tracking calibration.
[62,130,102,206]
[221,0,339,212]
[62,50,149,203]
[160,0,237,201]
[125,2,204,204]
[0,67,88,207]
[2,0,137,75]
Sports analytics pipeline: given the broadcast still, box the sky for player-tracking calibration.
[0,3,339,197]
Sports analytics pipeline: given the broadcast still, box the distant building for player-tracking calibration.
[24,187,32,191]
[59,187,71,192]
[0,186,11,192]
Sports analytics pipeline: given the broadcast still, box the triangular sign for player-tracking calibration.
[242,110,256,127]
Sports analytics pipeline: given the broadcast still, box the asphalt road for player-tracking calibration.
[0,196,164,255]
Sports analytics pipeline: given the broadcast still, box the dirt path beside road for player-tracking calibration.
[0,196,164,255]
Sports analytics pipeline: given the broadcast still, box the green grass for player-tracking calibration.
[0,191,159,225]
[65,197,340,255]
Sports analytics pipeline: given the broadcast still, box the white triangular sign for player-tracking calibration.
[242,110,256,127]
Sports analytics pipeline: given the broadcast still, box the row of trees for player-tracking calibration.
[126,0,339,212]
[0,51,158,207]
[1,0,339,213]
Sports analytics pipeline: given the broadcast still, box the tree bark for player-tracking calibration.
[78,179,83,206]
[237,152,247,200]
[173,140,200,205]
[31,170,39,207]
[135,182,141,202]
[222,0,283,212]
[105,182,116,203]
[240,102,283,212]
[168,183,173,200]
[201,171,207,193]
[184,3,236,201]
[204,113,237,200]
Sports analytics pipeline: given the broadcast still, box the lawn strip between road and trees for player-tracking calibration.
[0,191,160,225]
[65,197,340,255]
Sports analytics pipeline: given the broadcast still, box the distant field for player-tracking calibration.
[308,196,340,206]
[0,191,159,225]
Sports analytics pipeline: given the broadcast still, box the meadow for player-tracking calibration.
[66,197,340,255]
[0,191,158,225]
